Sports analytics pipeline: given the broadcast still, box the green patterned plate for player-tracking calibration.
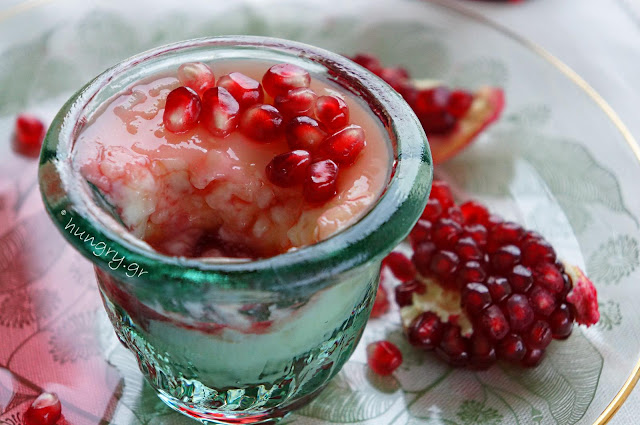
[1,1,639,424]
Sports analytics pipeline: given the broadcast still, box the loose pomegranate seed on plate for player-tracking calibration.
[24,392,62,425]
[200,87,239,137]
[163,87,202,134]
[315,95,350,131]
[262,63,311,98]
[367,340,403,375]
[265,150,311,188]
[240,104,284,142]
[177,62,215,95]
[391,179,599,369]
[319,125,366,166]
[14,114,46,157]
[216,72,264,109]
[303,159,339,204]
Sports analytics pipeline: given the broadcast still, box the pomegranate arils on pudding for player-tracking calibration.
[217,72,264,109]
[392,179,599,369]
[177,62,215,95]
[24,392,62,425]
[303,159,339,204]
[286,116,327,151]
[163,87,202,134]
[275,87,317,118]
[367,340,403,376]
[14,114,46,157]
[314,95,350,132]
[265,150,311,188]
[350,52,504,165]
[200,87,240,137]
[262,63,311,98]
[240,104,284,142]
[319,125,366,166]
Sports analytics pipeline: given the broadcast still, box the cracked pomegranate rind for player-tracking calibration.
[384,180,599,369]
[75,60,391,259]
[350,53,504,164]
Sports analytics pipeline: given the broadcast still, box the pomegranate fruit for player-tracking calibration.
[384,180,599,369]
[350,53,504,164]
[24,392,62,425]
[367,340,403,376]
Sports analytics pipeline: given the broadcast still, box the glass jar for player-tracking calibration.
[38,36,432,424]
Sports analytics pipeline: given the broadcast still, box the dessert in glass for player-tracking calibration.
[38,36,432,424]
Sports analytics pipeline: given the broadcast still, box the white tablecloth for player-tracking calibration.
[455,1,640,423]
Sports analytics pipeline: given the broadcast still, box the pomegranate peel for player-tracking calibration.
[564,261,600,326]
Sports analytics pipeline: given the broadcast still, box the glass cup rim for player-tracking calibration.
[38,35,432,291]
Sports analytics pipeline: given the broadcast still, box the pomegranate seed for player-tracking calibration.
[200,87,240,137]
[419,110,456,134]
[549,303,574,339]
[529,285,557,317]
[240,104,284,142]
[446,206,464,224]
[367,340,403,375]
[162,87,202,133]
[489,221,524,248]
[429,180,455,209]
[429,250,459,280]
[351,53,383,75]
[505,294,534,332]
[456,261,487,288]
[24,392,62,425]
[177,62,215,95]
[408,312,443,350]
[378,67,410,92]
[485,214,504,230]
[447,90,474,118]
[491,245,521,272]
[455,237,483,261]
[469,333,497,370]
[383,252,416,282]
[435,323,469,367]
[508,264,533,293]
[409,220,432,248]
[412,241,437,276]
[395,280,425,307]
[265,150,311,188]
[14,114,45,156]
[462,224,488,247]
[497,333,526,362]
[522,238,556,266]
[460,201,489,225]
[525,320,552,350]
[415,86,450,114]
[371,282,389,318]
[559,273,572,299]
[485,276,512,303]
[522,348,545,368]
[432,218,463,248]
[421,198,443,221]
[480,304,510,341]
[217,72,264,109]
[285,116,327,152]
[303,159,338,204]
[461,282,491,315]
[314,95,350,132]
[319,125,366,166]
[533,262,564,293]
[262,63,310,98]
[522,231,543,244]
[274,87,317,118]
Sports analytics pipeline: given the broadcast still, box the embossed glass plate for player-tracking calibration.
[0,1,639,424]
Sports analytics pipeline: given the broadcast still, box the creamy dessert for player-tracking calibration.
[74,60,391,259]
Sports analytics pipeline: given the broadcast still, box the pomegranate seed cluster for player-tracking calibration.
[162,61,367,204]
[351,53,474,135]
[376,180,599,370]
